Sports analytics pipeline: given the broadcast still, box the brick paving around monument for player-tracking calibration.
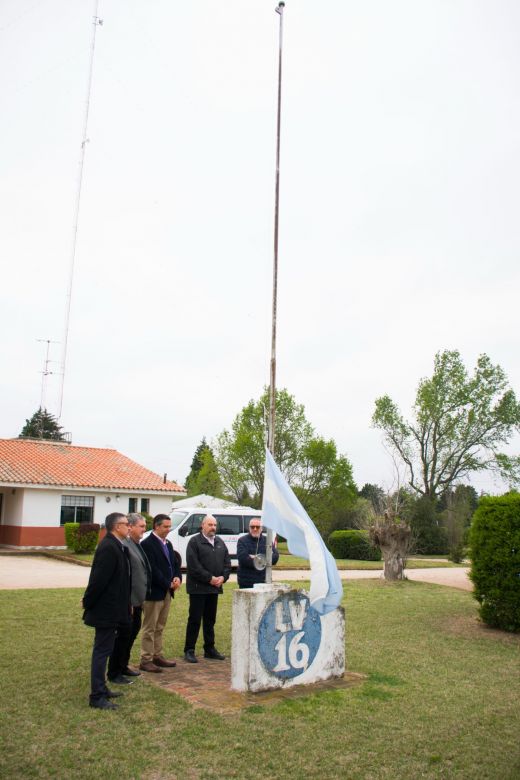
[139,658,365,715]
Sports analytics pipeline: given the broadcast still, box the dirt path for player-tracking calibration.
[0,555,472,591]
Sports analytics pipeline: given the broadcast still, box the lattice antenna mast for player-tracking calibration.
[265,1,285,584]
[37,338,60,413]
[58,2,103,419]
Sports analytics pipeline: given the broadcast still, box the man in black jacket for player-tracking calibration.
[183,514,231,663]
[82,512,131,710]
[107,513,152,683]
[139,514,182,673]
[237,517,279,588]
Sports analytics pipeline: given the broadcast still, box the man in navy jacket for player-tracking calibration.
[139,514,182,673]
[237,517,279,588]
[82,512,131,710]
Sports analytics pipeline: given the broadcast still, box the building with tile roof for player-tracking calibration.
[0,438,186,547]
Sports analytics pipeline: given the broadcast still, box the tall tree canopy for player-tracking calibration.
[185,438,222,497]
[19,408,66,441]
[372,350,520,498]
[214,388,357,535]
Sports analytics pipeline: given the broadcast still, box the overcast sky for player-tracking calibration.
[1,0,519,494]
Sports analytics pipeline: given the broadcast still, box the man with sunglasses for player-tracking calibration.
[236,518,279,589]
[82,512,132,710]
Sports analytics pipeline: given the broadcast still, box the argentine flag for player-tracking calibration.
[261,449,343,615]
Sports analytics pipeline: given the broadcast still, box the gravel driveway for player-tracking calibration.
[0,555,472,591]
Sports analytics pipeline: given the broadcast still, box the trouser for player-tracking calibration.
[184,593,218,653]
[107,606,143,679]
[140,595,171,662]
[90,626,117,702]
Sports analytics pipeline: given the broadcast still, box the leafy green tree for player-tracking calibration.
[359,483,386,514]
[214,388,313,500]
[185,438,208,488]
[185,438,222,497]
[187,448,222,498]
[440,484,478,561]
[372,350,520,498]
[341,497,377,530]
[19,407,66,441]
[214,388,357,534]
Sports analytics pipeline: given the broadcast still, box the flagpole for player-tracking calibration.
[266,1,285,584]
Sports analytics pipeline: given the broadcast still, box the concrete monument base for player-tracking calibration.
[231,583,345,693]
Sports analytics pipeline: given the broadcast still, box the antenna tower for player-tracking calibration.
[58,1,103,419]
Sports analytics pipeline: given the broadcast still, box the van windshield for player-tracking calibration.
[170,511,189,530]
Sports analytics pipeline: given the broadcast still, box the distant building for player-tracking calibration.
[0,438,186,548]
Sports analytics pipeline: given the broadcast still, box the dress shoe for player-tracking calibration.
[184,650,198,664]
[89,697,118,710]
[204,648,226,660]
[104,688,123,698]
[107,674,133,685]
[122,667,141,677]
[153,656,177,668]
[139,661,163,673]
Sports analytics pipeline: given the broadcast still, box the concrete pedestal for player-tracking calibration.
[231,583,345,693]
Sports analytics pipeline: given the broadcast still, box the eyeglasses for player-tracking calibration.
[117,521,129,526]
[250,525,261,529]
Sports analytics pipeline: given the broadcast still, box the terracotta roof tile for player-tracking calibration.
[0,439,185,493]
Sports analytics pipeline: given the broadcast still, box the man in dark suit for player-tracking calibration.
[139,514,182,673]
[82,512,131,710]
[183,514,231,663]
[107,513,152,684]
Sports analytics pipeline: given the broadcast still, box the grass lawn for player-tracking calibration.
[1,581,519,779]
[46,547,462,571]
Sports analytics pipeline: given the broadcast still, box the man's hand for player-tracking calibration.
[171,577,181,591]
[210,576,224,587]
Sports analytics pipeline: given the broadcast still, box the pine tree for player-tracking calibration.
[19,408,67,441]
[185,438,222,497]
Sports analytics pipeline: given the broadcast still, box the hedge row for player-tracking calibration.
[328,529,381,561]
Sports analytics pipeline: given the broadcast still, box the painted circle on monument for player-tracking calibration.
[258,593,322,679]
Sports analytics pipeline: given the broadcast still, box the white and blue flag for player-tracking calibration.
[261,449,343,615]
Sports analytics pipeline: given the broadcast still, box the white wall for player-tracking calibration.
[1,489,25,524]
[95,494,173,525]
[0,487,176,528]
[22,489,60,526]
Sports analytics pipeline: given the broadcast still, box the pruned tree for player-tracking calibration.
[373,350,520,498]
[369,507,412,581]
[19,407,66,441]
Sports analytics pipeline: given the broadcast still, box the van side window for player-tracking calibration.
[214,515,241,535]
[186,514,205,535]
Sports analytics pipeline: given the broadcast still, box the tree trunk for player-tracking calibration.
[369,512,412,581]
[382,550,404,580]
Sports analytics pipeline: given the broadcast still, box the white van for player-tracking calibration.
[167,506,263,568]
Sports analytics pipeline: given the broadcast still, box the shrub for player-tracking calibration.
[72,523,100,554]
[328,529,382,561]
[448,542,465,564]
[63,522,79,550]
[470,494,520,632]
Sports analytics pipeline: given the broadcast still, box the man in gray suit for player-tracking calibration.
[108,513,151,683]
